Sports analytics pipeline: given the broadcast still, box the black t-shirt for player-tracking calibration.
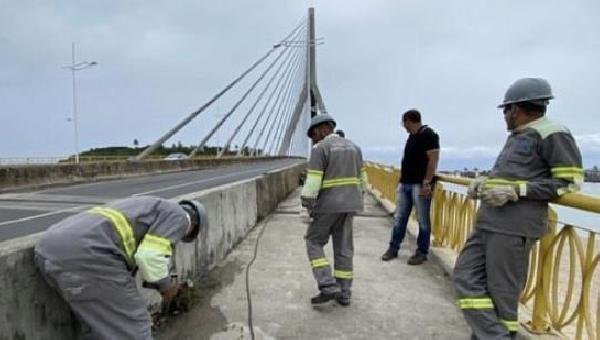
[400,125,440,184]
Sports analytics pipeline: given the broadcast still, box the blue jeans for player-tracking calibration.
[389,183,432,255]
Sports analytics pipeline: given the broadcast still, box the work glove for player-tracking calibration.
[481,186,518,207]
[467,177,487,199]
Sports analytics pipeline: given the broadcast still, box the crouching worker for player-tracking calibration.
[34,196,207,339]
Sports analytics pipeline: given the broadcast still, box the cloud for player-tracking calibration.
[0,0,599,162]
[441,146,501,160]
[576,133,600,151]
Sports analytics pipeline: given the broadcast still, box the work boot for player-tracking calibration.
[407,251,427,265]
[310,291,339,306]
[381,248,398,261]
[336,295,351,306]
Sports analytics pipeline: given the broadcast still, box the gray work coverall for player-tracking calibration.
[301,134,366,299]
[453,117,583,338]
[35,196,189,339]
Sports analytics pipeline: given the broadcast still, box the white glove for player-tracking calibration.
[481,186,518,207]
[467,177,487,199]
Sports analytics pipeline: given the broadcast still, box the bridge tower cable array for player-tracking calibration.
[134,18,307,160]
[217,40,300,158]
[251,50,304,156]
[190,24,307,157]
[134,7,324,160]
[278,8,326,156]
[235,44,303,156]
[269,58,307,155]
[258,53,305,156]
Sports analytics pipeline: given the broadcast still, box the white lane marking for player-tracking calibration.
[0,163,287,227]
[131,166,271,196]
[0,205,90,227]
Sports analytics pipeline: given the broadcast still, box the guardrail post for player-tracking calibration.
[525,208,556,333]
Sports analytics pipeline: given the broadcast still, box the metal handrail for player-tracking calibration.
[365,161,599,339]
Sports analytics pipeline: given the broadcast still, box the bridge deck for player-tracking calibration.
[158,190,470,339]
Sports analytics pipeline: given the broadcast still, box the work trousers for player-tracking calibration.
[34,252,152,340]
[453,229,535,339]
[305,212,354,299]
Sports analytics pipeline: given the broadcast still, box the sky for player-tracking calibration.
[1,0,599,170]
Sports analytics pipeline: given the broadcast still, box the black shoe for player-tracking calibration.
[311,292,339,305]
[381,248,398,261]
[336,296,351,306]
[407,252,427,265]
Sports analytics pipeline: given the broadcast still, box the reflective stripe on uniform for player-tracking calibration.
[484,178,528,196]
[139,233,172,256]
[551,166,584,182]
[302,169,324,198]
[322,177,360,188]
[484,178,527,188]
[135,233,172,282]
[334,269,353,279]
[311,258,329,268]
[458,297,494,310]
[89,207,136,268]
[501,319,519,332]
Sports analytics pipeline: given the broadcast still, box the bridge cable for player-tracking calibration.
[250,50,303,155]
[259,54,304,155]
[189,34,300,157]
[264,53,306,155]
[235,44,303,156]
[270,54,307,155]
[135,19,306,160]
[218,30,304,157]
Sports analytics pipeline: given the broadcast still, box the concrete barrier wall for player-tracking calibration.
[0,156,300,192]
[0,162,305,340]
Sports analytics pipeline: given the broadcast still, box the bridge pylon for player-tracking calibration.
[278,7,327,156]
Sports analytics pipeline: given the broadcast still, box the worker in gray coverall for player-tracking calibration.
[453,78,583,339]
[34,196,208,339]
[301,114,367,306]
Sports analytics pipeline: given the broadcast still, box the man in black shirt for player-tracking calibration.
[381,109,440,265]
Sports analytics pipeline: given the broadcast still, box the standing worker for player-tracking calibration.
[301,114,366,306]
[453,78,584,338]
[34,196,208,339]
[381,109,440,265]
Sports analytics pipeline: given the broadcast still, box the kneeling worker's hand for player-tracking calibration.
[161,284,180,304]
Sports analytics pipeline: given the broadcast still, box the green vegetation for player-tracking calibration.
[59,142,262,162]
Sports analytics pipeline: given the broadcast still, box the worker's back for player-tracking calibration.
[311,134,364,213]
[35,196,187,276]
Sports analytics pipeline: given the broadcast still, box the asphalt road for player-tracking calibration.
[0,158,303,242]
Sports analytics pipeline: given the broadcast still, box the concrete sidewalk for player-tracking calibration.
[157,190,470,339]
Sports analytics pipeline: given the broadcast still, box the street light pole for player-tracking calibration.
[70,43,80,163]
[63,42,97,163]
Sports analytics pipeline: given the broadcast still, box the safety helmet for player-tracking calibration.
[179,200,208,242]
[335,129,345,138]
[307,114,336,137]
[498,78,554,108]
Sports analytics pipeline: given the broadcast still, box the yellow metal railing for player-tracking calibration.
[365,161,600,339]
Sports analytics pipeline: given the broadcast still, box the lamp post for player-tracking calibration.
[62,42,97,163]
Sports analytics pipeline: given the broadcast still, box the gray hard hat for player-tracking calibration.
[179,200,208,242]
[307,114,336,137]
[498,78,554,108]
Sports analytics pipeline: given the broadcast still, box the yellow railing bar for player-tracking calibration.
[437,174,600,214]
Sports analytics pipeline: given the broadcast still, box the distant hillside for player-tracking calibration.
[59,144,263,162]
